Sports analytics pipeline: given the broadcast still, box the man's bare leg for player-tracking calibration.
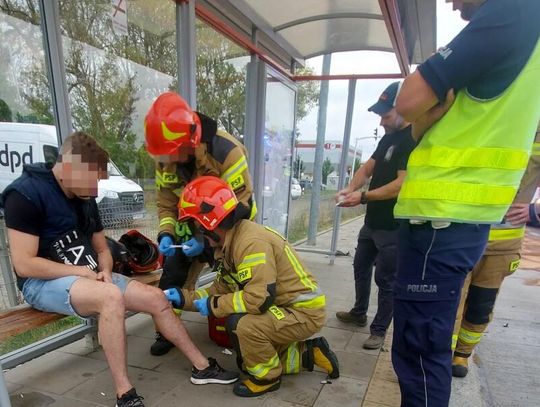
[69,278,133,397]
[123,281,209,370]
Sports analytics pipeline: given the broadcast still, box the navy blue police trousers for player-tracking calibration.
[392,222,490,407]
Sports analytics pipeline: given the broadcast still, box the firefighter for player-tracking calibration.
[144,92,257,355]
[452,124,540,377]
[171,176,339,397]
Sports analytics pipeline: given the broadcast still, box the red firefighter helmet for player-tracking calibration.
[144,92,202,155]
[118,230,162,273]
[178,176,238,231]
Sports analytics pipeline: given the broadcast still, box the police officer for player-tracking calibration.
[172,176,339,397]
[393,0,540,405]
[144,92,257,355]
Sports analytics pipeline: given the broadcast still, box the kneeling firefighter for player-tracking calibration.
[166,176,339,397]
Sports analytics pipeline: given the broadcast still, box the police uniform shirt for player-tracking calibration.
[366,125,416,230]
[419,0,540,102]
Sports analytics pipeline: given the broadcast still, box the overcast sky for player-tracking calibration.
[296,0,467,160]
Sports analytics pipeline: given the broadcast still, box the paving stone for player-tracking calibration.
[271,371,327,406]
[154,380,267,407]
[333,350,377,381]
[10,387,104,407]
[5,351,108,395]
[64,365,181,406]
[312,326,354,351]
[313,375,368,407]
[87,334,172,370]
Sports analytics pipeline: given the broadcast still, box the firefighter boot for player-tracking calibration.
[302,337,340,379]
[452,355,469,378]
[233,377,281,397]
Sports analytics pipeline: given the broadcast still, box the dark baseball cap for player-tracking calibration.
[368,81,401,115]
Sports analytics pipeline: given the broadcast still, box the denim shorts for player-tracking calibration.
[22,273,132,318]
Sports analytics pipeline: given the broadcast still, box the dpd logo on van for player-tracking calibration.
[0,144,33,173]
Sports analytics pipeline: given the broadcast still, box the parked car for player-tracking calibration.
[0,122,145,227]
[291,177,302,200]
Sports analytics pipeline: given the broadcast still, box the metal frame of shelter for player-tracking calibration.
[0,0,436,404]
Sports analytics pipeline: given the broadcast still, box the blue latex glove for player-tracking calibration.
[182,237,204,257]
[159,235,176,257]
[163,288,183,308]
[194,298,210,317]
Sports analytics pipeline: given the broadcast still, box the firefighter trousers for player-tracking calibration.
[453,238,522,358]
[226,306,326,382]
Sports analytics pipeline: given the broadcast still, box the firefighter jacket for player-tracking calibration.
[180,220,326,318]
[155,113,256,241]
[486,125,540,255]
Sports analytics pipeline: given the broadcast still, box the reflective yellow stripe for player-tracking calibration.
[247,353,280,379]
[222,155,248,182]
[458,328,483,345]
[408,146,529,170]
[249,201,258,220]
[195,288,208,299]
[268,305,285,320]
[292,295,326,309]
[223,197,237,211]
[284,246,317,291]
[399,180,516,206]
[161,121,187,141]
[160,217,177,227]
[233,291,247,313]
[238,253,266,269]
[532,142,540,156]
[488,226,525,241]
[452,334,458,351]
[285,343,300,374]
[509,259,520,273]
[155,171,164,188]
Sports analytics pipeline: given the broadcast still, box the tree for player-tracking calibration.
[293,155,304,179]
[295,67,319,122]
[0,99,12,122]
[1,0,320,177]
[322,157,334,185]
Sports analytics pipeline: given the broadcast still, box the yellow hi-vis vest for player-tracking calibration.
[395,40,540,224]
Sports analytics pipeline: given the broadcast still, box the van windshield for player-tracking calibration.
[107,161,123,176]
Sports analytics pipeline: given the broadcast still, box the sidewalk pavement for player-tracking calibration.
[4,217,540,406]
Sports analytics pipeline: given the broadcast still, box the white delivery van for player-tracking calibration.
[0,122,145,226]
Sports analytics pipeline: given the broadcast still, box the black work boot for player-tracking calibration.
[233,376,281,397]
[150,332,175,356]
[302,336,340,379]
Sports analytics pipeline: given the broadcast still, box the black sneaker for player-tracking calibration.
[150,332,174,356]
[116,388,145,407]
[191,357,239,385]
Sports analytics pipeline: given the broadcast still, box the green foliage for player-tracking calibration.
[0,0,319,177]
[0,98,12,122]
[322,157,334,185]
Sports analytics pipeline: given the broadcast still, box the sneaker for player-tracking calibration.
[363,334,385,350]
[335,311,367,327]
[233,377,281,397]
[302,336,340,379]
[191,357,239,385]
[150,332,174,356]
[116,388,144,407]
[452,356,469,378]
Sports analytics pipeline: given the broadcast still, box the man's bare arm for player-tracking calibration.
[7,228,96,280]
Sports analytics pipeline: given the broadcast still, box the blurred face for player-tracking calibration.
[157,146,195,164]
[379,108,405,134]
[60,153,107,199]
[196,221,225,248]
[449,0,484,21]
